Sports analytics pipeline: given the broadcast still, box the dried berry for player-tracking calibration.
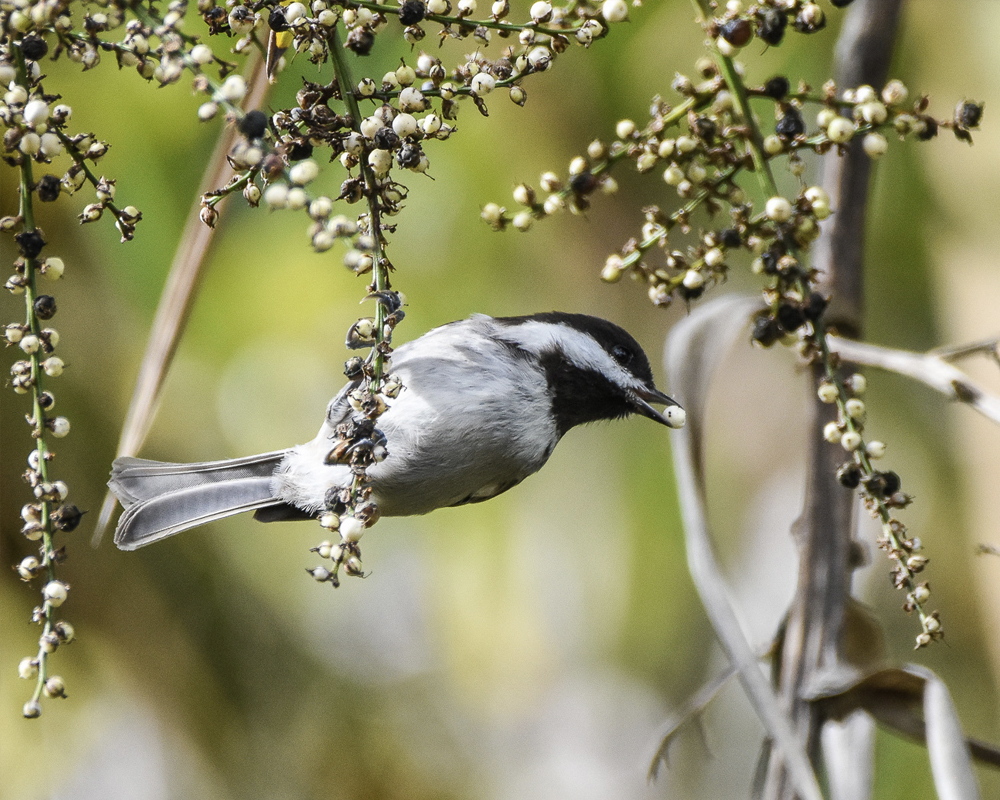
[15,231,46,259]
[568,172,597,196]
[286,140,313,161]
[398,0,426,24]
[373,127,401,151]
[837,463,862,489]
[51,505,83,532]
[760,245,783,274]
[803,292,828,321]
[776,303,805,331]
[34,295,57,320]
[21,34,49,61]
[268,7,290,31]
[396,142,422,168]
[36,174,62,203]
[775,105,805,139]
[956,101,983,129]
[720,227,742,248]
[917,117,938,141]
[693,116,717,142]
[346,28,375,55]
[763,76,790,100]
[756,7,787,46]
[239,110,268,139]
[881,471,901,495]
[720,18,752,47]
[751,314,781,347]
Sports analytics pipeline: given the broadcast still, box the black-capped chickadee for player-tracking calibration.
[110,312,685,550]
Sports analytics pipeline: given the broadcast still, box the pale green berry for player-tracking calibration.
[863,132,888,159]
[817,382,838,403]
[765,196,793,223]
[602,0,628,23]
[827,117,856,144]
[840,431,862,451]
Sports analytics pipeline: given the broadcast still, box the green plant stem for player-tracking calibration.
[14,45,58,712]
[689,0,774,190]
[350,0,585,36]
[327,26,388,386]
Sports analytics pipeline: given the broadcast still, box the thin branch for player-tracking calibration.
[648,662,737,780]
[930,336,1000,366]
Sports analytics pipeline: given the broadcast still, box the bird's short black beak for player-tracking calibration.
[632,385,686,429]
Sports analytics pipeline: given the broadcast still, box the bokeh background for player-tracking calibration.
[3,1,999,797]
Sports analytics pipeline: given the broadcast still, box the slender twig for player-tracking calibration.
[930,336,1000,365]
[349,0,586,36]
[327,27,389,389]
[12,45,60,716]
[648,661,737,780]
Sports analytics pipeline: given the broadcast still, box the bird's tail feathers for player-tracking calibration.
[109,452,286,550]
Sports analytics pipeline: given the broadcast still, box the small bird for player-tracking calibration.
[110,312,684,550]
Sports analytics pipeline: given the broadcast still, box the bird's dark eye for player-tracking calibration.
[611,345,632,366]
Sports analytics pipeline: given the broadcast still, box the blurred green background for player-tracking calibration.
[3,1,999,797]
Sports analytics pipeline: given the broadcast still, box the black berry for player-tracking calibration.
[20,34,48,61]
[957,101,983,129]
[398,0,426,25]
[34,294,57,320]
[837,463,862,489]
[52,505,84,532]
[373,127,401,150]
[756,8,787,46]
[15,231,46,259]
[763,76,790,100]
[720,227,742,248]
[720,18,752,47]
[775,105,805,139]
[268,7,290,31]
[36,174,61,203]
[239,110,268,139]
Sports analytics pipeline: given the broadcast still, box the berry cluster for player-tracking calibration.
[1,0,633,698]
[184,0,636,583]
[2,5,152,716]
[484,2,983,645]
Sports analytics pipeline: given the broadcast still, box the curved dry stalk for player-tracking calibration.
[648,662,737,780]
[92,52,268,546]
[665,293,824,800]
[828,336,1000,426]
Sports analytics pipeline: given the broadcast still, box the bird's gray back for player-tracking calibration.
[275,317,560,516]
